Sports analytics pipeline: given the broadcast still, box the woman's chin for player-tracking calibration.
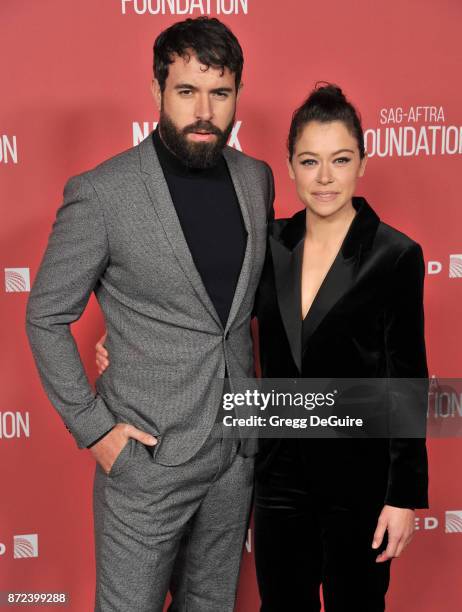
[304,197,354,220]
[306,203,343,219]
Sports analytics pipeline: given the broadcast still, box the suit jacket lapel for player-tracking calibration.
[301,251,356,347]
[138,134,222,328]
[269,198,380,366]
[269,235,303,372]
[302,197,380,349]
[222,147,254,333]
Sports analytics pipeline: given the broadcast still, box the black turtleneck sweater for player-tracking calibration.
[152,128,247,328]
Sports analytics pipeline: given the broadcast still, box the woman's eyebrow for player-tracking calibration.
[297,148,355,158]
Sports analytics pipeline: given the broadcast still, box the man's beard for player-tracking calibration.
[158,111,234,169]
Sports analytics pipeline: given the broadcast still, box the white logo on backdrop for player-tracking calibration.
[0,135,18,164]
[14,534,39,559]
[365,106,462,157]
[428,385,462,420]
[132,121,243,151]
[445,511,462,533]
[121,0,249,15]
[427,256,462,278]
[0,412,30,439]
[4,268,30,292]
[414,516,438,531]
[449,254,462,278]
[414,511,462,534]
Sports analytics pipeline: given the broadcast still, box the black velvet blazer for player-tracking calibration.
[255,197,429,509]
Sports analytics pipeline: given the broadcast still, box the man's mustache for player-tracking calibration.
[182,121,223,137]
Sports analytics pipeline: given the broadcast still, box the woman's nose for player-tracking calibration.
[316,163,333,184]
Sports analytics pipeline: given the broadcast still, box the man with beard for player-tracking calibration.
[26,17,274,612]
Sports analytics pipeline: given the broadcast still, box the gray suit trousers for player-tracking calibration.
[93,426,254,611]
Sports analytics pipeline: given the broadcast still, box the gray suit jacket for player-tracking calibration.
[26,134,274,465]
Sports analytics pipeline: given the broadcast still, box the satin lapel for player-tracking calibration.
[138,135,222,328]
[302,196,380,348]
[302,251,357,348]
[269,235,303,372]
[222,147,254,332]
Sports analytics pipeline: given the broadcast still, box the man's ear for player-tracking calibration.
[151,79,162,112]
[236,81,243,103]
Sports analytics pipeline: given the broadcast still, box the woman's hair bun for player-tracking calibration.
[287,82,365,160]
[311,82,347,103]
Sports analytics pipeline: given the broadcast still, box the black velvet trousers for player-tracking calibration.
[254,440,392,612]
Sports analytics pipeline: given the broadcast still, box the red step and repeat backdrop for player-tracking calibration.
[1,0,461,610]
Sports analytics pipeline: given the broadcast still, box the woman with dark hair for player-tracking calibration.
[253,83,428,611]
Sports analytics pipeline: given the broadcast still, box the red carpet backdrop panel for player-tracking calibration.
[1,1,461,610]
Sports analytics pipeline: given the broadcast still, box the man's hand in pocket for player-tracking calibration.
[90,423,157,474]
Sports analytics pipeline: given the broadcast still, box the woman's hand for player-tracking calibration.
[372,505,415,562]
[95,332,109,375]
